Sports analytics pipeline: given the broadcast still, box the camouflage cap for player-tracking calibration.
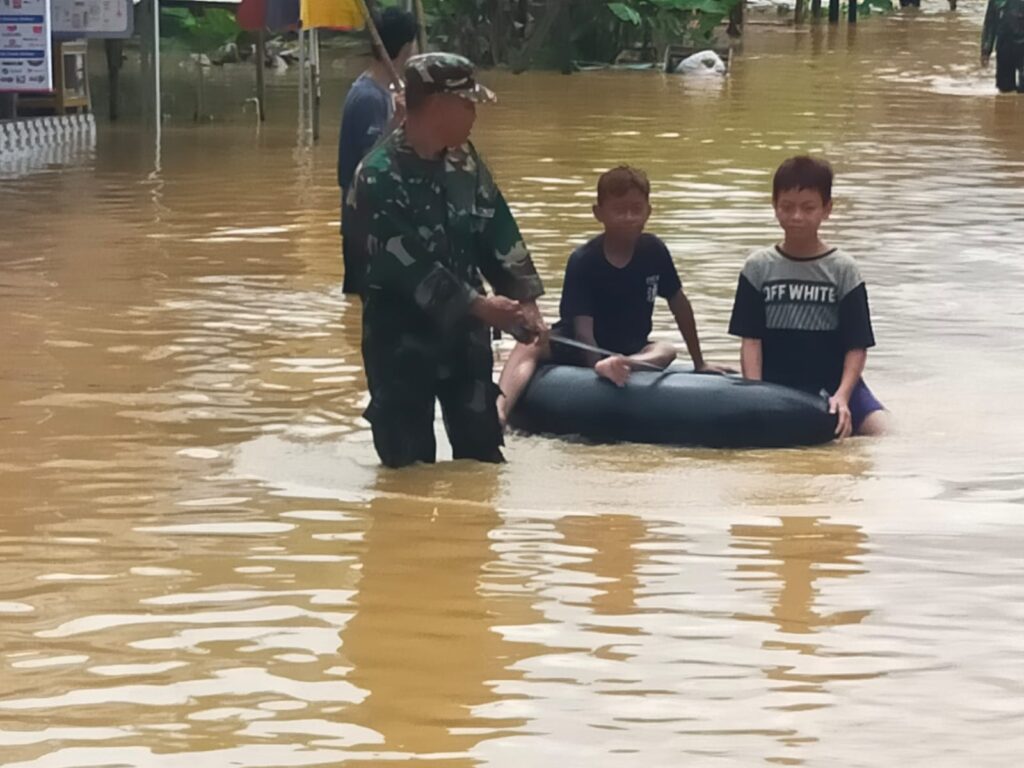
[403,52,497,105]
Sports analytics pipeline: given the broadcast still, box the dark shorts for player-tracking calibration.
[849,379,885,432]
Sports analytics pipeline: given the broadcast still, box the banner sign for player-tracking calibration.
[0,0,53,93]
[52,0,132,38]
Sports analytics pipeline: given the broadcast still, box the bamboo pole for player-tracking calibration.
[298,27,306,131]
[354,0,405,90]
[255,29,266,121]
[414,0,428,52]
[312,29,321,141]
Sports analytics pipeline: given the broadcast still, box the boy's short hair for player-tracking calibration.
[597,166,650,204]
[773,156,833,204]
[373,7,418,61]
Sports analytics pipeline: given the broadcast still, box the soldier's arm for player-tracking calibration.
[361,176,480,331]
[477,189,545,302]
[469,151,543,302]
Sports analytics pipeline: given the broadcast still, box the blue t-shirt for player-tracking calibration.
[337,73,392,194]
[558,233,683,355]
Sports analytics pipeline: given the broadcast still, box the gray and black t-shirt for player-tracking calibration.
[728,245,875,394]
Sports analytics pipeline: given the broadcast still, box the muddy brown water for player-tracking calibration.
[2,8,1023,767]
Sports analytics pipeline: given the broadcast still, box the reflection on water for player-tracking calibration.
[2,9,1024,768]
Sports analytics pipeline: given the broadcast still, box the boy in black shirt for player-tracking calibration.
[498,166,728,424]
[728,156,888,439]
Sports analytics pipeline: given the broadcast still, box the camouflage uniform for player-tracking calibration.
[349,53,544,468]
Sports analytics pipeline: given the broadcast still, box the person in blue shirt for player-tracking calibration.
[338,7,418,294]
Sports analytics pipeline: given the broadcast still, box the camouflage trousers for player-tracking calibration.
[362,316,504,469]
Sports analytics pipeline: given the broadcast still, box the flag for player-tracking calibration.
[300,0,362,30]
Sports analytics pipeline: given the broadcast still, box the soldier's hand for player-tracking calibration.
[981,54,991,68]
[470,295,525,334]
[519,300,549,342]
[392,91,407,125]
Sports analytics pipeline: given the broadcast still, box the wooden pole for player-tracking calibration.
[298,27,306,132]
[104,40,123,121]
[255,28,266,121]
[795,0,806,24]
[153,0,161,128]
[848,0,857,23]
[811,0,822,18]
[312,29,321,141]
[727,0,745,38]
[414,0,428,52]
[828,0,839,23]
[355,0,404,90]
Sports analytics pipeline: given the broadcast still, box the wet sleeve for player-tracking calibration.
[655,238,683,299]
[338,89,390,190]
[728,273,765,339]
[359,170,479,331]
[558,251,594,320]
[839,283,876,350]
[477,187,545,302]
[982,0,998,56]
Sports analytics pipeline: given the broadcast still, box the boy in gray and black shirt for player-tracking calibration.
[729,156,888,438]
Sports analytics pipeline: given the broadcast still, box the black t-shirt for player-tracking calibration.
[558,234,683,355]
[728,246,875,394]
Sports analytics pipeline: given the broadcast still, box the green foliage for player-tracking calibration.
[608,2,643,24]
[599,0,738,55]
[160,7,241,54]
[422,0,738,69]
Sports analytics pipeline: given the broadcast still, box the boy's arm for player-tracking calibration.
[729,270,766,377]
[667,290,706,370]
[830,349,867,439]
[832,266,875,438]
[571,315,603,369]
[740,338,763,380]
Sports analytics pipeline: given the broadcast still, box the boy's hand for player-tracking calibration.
[595,356,631,387]
[829,394,853,439]
[981,53,991,68]
[696,362,738,375]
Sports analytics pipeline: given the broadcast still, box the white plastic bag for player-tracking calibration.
[674,50,727,76]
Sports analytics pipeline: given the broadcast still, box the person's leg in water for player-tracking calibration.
[995,42,1024,93]
[341,194,368,295]
[497,340,550,426]
[1017,45,1024,93]
[439,324,506,463]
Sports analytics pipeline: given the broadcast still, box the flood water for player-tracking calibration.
[2,7,1024,767]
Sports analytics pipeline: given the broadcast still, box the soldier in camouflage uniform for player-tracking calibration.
[348,53,546,468]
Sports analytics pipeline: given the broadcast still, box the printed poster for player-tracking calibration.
[0,0,53,93]
[52,0,131,38]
